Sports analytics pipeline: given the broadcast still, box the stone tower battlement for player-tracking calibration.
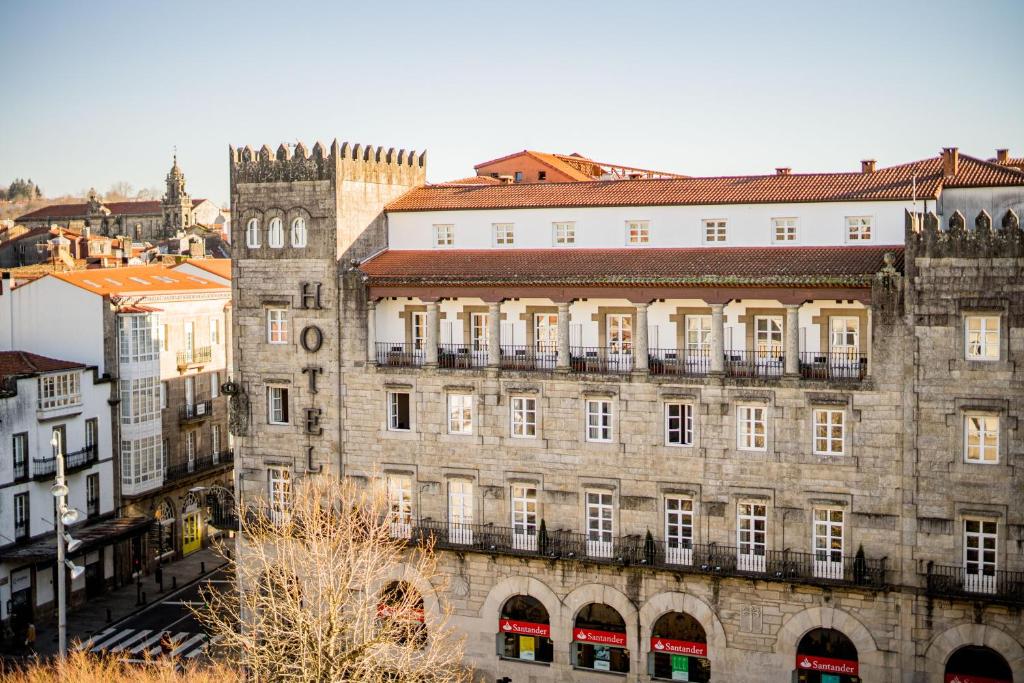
[229,140,426,185]
[905,208,1024,259]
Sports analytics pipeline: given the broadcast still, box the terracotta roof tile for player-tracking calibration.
[17,200,164,221]
[390,154,1024,212]
[172,258,232,280]
[360,246,903,288]
[0,351,85,382]
[49,264,228,296]
[437,176,505,186]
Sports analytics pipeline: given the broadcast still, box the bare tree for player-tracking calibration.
[136,186,162,200]
[195,475,470,683]
[105,181,135,201]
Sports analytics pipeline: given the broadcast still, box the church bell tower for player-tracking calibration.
[161,153,193,235]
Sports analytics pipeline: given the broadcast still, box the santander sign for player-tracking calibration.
[651,637,708,657]
[796,654,858,675]
[499,619,550,638]
[573,627,627,647]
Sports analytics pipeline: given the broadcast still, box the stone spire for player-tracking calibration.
[161,151,193,235]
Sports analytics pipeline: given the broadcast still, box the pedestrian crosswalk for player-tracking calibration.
[76,627,219,660]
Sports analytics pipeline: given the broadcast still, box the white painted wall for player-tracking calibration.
[10,278,106,373]
[387,200,910,250]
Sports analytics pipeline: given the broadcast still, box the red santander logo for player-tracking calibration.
[796,654,858,675]
[651,637,707,657]
[499,619,550,638]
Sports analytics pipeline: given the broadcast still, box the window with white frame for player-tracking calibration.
[553,221,575,245]
[268,466,291,524]
[121,435,162,487]
[510,396,537,438]
[965,315,1000,360]
[388,392,411,431]
[704,219,727,242]
[14,493,28,540]
[829,317,859,354]
[737,405,767,451]
[268,217,284,248]
[626,220,649,245]
[470,312,489,350]
[448,480,473,529]
[685,315,711,356]
[586,399,613,442]
[586,491,614,552]
[119,377,161,424]
[665,402,694,446]
[964,518,997,593]
[607,313,633,354]
[965,414,999,463]
[754,316,784,356]
[433,224,454,247]
[846,216,872,241]
[118,314,160,362]
[447,394,473,434]
[493,223,515,246]
[267,386,289,425]
[534,313,558,353]
[212,424,221,458]
[13,433,28,480]
[772,217,798,242]
[210,317,220,345]
[211,371,220,398]
[38,371,81,410]
[267,308,288,344]
[813,508,844,575]
[813,409,845,455]
[511,485,538,549]
[185,431,196,468]
[290,217,307,248]
[246,218,260,248]
[664,496,694,563]
[387,474,413,536]
[410,311,427,350]
[160,381,167,409]
[737,501,767,570]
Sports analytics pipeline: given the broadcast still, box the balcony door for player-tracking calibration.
[534,313,558,369]
[448,480,473,545]
[812,508,844,579]
[511,485,538,551]
[607,314,633,371]
[829,316,861,377]
[410,311,427,365]
[186,431,196,473]
[184,322,194,362]
[685,315,711,372]
[964,519,997,594]
[664,497,693,566]
[586,491,614,558]
[387,475,413,539]
[754,316,783,367]
[737,502,766,572]
[184,376,195,411]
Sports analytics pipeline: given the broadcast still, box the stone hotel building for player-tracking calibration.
[229,141,1024,682]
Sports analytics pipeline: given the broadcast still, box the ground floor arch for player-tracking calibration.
[925,623,1024,682]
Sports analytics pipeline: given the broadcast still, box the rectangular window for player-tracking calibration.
[586,399,612,442]
[965,315,1000,360]
[185,431,196,470]
[534,313,558,354]
[772,217,798,242]
[553,221,576,245]
[210,317,220,345]
[268,386,289,425]
[685,315,711,356]
[268,466,292,524]
[184,376,195,408]
[387,474,413,538]
[704,219,727,243]
[964,519,997,593]
[12,433,28,480]
[510,396,537,438]
[511,485,538,550]
[38,371,81,410]
[160,381,168,409]
[493,223,515,246]
[470,312,489,350]
[447,394,473,435]
[830,317,859,353]
[14,493,29,541]
[410,311,427,350]
[846,216,872,241]
[85,417,98,451]
[211,371,220,398]
[434,224,454,247]
[51,425,66,458]
[120,435,163,487]
[626,220,649,245]
[665,403,694,446]
[87,473,100,517]
[388,392,411,431]
[737,406,767,451]
[965,415,999,463]
[813,508,844,579]
[118,314,160,362]
[448,480,473,544]
[737,501,767,571]
[212,424,221,461]
[267,308,288,344]
[184,321,194,361]
[664,496,694,565]
[586,491,614,558]
[607,313,633,354]
[813,409,845,455]
[754,315,784,357]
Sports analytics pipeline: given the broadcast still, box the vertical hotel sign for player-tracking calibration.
[300,282,324,472]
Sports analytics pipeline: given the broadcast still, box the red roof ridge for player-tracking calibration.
[0,350,86,381]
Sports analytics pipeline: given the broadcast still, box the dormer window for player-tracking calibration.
[268,217,284,248]
[246,218,260,248]
[434,224,454,247]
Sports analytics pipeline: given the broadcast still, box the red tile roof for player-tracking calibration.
[474,150,595,181]
[437,176,505,186]
[360,245,903,288]
[17,200,163,221]
[390,154,1024,212]
[0,351,85,382]
[49,264,228,296]
[171,258,232,280]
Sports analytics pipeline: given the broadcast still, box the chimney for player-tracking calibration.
[996,148,1009,163]
[941,147,960,177]
[775,167,791,176]
[861,159,876,174]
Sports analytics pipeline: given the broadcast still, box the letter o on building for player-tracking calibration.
[300,325,323,353]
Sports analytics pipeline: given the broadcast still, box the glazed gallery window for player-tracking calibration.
[267,386,289,425]
[433,224,454,247]
[665,402,694,446]
[268,217,284,248]
[388,392,411,431]
[493,223,515,246]
[586,399,613,442]
[290,217,307,248]
[267,308,288,344]
[553,221,575,245]
[118,313,160,362]
[737,406,767,451]
[965,315,1000,360]
[447,393,473,435]
[246,218,260,248]
[119,377,161,424]
[813,409,845,455]
[965,415,999,463]
[846,216,872,241]
[121,435,162,487]
[703,219,727,242]
[772,217,798,242]
[510,396,537,438]
[626,220,649,245]
[38,371,81,410]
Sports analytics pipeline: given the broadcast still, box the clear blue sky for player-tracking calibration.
[2,0,1022,207]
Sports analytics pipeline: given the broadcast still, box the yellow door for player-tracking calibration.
[182,512,202,555]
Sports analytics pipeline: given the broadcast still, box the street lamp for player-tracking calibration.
[50,433,83,658]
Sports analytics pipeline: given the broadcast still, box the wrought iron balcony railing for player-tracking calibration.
[649,349,710,377]
[723,350,784,378]
[925,562,1024,604]
[439,343,488,368]
[164,449,234,484]
[176,346,213,369]
[376,342,426,367]
[799,350,867,381]
[179,399,213,423]
[569,347,634,374]
[31,444,99,479]
[500,345,557,371]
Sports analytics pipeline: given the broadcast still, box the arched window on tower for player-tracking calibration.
[246,218,261,248]
[268,217,284,248]
[291,217,307,248]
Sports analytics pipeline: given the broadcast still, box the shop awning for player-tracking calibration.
[0,516,151,563]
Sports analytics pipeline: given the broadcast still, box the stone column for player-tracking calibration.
[425,301,440,366]
[784,304,800,376]
[366,300,377,365]
[556,301,571,371]
[634,302,649,372]
[487,301,501,368]
[710,303,725,374]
